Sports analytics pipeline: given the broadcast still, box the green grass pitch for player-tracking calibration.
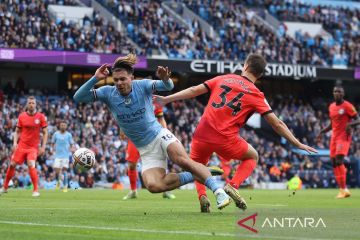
[0,189,359,240]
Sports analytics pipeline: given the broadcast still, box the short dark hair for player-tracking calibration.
[334,85,344,90]
[244,54,267,78]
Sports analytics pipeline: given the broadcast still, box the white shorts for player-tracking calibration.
[53,158,70,169]
[138,128,180,173]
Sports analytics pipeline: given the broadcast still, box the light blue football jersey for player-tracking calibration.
[52,131,74,159]
[94,79,173,147]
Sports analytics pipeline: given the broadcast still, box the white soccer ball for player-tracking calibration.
[73,148,96,171]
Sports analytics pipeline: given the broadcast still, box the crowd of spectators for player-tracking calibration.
[97,0,209,58]
[0,0,133,54]
[0,0,358,67]
[261,0,360,67]
[101,0,303,62]
[1,84,358,191]
[185,0,359,66]
[98,0,359,67]
[184,0,301,63]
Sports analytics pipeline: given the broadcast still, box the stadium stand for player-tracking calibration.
[96,0,209,58]
[1,0,358,67]
[93,0,359,66]
[260,0,360,67]
[0,0,133,54]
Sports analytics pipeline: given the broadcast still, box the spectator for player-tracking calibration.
[0,1,134,55]
[69,175,81,189]
[44,177,57,189]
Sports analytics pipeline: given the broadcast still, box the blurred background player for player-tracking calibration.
[51,121,75,193]
[317,86,359,199]
[123,101,176,200]
[0,96,48,197]
[73,54,231,209]
[218,156,233,185]
[155,54,317,212]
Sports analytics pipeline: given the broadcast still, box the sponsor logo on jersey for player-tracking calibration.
[338,109,345,115]
[117,108,146,123]
[34,119,40,124]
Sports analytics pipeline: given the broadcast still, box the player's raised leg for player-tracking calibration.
[168,141,230,209]
[162,169,176,200]
[140,129,230,209]
[142,164,230,210]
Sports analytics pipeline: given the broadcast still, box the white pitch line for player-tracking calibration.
[0,220,345,240]
[1,221,234,237]
[11,208,80,210]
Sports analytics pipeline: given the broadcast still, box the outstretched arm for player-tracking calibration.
[153,66,174,91]
[154,84,208,105]
[263,113,317,154]
[73,76,98,103]
[153,79,174,92]
[347,115,360,128]
[73,64,110,103]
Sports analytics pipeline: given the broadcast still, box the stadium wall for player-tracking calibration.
[0,67,59,90]
[1,49,359,98]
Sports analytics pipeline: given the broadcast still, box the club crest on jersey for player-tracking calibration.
[34,119,40,124]
[338,109,345,115]
[124,98,132,105]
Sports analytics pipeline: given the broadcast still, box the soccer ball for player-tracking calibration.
[73,148,96,171]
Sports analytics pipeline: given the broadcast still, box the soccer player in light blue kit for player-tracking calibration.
[51,121,75,192]
[73,54,231,209]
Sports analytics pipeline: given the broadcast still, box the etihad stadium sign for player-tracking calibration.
[147,58,355,80]
[265,63,316,79]
[190,60,317,78]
